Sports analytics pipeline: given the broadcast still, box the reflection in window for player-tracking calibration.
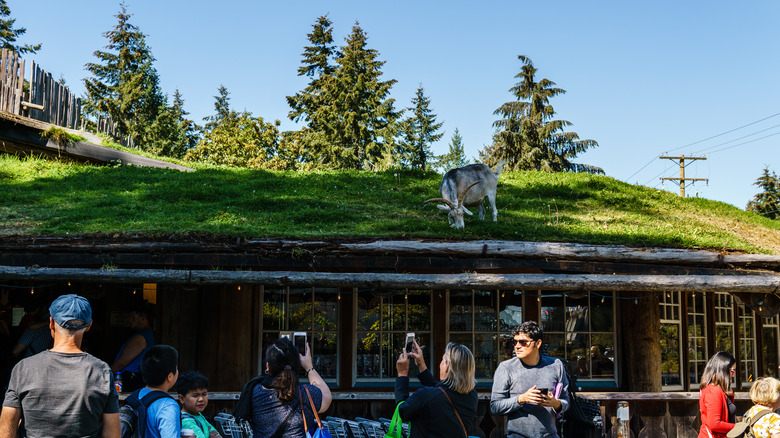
[659,291,683,388]
[738,305,757,384]
[688,292,708,386]
[449,290,521,380]
[356,289,431,381]
[540,291,615,381]
[715,292,734,354]
[261,287,339,382]
[763,315,779,379]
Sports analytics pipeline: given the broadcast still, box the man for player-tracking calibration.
[0,294,120,438]
[138,345,180,438]
[490,321,570,438]
[112,304,155,392]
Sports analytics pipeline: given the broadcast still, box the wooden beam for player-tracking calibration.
[334,240,780,267]
[2,265,780,292]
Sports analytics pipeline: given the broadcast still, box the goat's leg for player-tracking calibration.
[478,204,486,220]
[488,193,498,221]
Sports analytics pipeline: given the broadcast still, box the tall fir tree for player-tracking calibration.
[144,90,200,158]
[286,15,337,131]
[83,2,165,148]
[396,85,443,170]
[0,0,40,54]
[439,128,468,171]
[203,85,234,132]
[482,55,602,174]
[314,22,399,170]
[747,167,780,219]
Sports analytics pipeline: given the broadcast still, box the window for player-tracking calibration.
[738,305,757,384]
[714,292,735,353]
[762,314,779,378]
[261,287,339,382]
[659,291,683,389]
[540,291,615,382]
[687,292,708,386]
[355,289,431,383]
[448,289,522,380]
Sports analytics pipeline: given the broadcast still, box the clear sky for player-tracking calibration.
[9,1,780,209]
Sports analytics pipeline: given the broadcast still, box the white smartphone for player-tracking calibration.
[404,332,416,353]
[293,332,307,355]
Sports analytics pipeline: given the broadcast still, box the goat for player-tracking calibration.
[423,160,504,229]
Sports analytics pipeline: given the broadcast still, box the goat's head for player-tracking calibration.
[423,181,480,229]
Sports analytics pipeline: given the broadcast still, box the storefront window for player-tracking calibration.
[660,291,683,389]
[540,291,615,382]
[738,305,757,384]
[715,292,735,353]
[763,314,779,378]
[449,289,522,380]
[261,287,339,382]
[687,292,708,386]
[355,289,431,382]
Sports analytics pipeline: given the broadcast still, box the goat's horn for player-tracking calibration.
[457,181,481,206]
[422,198,456,210]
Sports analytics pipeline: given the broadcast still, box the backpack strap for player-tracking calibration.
[749,408,773,427]
[139,390,172,407]
[181,412,207,435]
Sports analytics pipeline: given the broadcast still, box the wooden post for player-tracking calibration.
[621,291,662,391]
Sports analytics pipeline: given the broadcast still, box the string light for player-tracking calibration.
[237,285,241,291]
[133,289,137,295]
[601,296,605,304]
[337,292,341,300]
[30,288,34,295]
[635,298,638,305]
[67,281,71,287]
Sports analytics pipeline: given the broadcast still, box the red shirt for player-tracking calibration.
[699,384,735,438]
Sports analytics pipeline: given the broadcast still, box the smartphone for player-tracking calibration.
[279,331,292,340]
[539,388,549,396]
[293,332,307,355]
[404,333,415,352]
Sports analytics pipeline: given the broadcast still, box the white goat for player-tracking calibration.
[423,160,504,229]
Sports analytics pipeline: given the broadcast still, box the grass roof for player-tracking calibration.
[2,154,780,254]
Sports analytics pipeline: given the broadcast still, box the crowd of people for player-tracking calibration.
[0,292,574,438]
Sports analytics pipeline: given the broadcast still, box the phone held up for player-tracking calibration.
[293,332,307,355]
[404,333,415,353]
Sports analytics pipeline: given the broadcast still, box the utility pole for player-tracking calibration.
[659,155,708,197]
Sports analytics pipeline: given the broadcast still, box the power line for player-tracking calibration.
[706,131,780,155]
[692,122,780,155]
[667,112,780,153]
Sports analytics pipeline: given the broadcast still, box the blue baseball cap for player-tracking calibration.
[49,294,92,329]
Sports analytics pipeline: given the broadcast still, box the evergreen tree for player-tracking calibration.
[0,0,40,54]
[184,111,280,169]
[482,55,602,174]
[747,167,780,219]
[203,85,233,132]
[287,15,337,131]
[397,85,443,170]
[83,2,165,148]
[143,90,200,158]
[439,128,468,171]
[314,22,399,170]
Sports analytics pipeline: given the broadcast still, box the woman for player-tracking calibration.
[395,341,479,438]
[698,351,736,438]
[250,337,332,438]
[742,377,780,438]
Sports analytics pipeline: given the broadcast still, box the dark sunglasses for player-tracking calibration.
[513,339,535,347]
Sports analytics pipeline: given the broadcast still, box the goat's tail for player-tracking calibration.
[494,159,506,176]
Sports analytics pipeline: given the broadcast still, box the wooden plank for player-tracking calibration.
[14,58,24,115]
[2,265,780,292]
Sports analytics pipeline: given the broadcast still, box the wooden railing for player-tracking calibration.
[0,48,81,129]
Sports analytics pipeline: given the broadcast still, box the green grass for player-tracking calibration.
[2,154,780,253]
[40,127,86,146]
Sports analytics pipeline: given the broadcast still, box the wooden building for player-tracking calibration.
[3,237,780,437]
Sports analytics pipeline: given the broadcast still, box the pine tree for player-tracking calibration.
[287,15,337,131]
[747,167,780,219]
[483,55,602,174]
[203,85,234,132]
[83,2,165,147]
[396,85,443,170]
[439,128,468,171]
[0,0,40,54]
[314,22,399,170]
[143,90,200,158]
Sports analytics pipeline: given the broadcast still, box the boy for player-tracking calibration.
[177,371,221,438]
[139,344,181,438]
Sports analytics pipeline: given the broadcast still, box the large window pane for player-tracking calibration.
[475,291,497,331]
[591,333,615,379]
[449,291,472,331]
[474,333,497,379]
[660,323,682,386]
[499,290,523,332]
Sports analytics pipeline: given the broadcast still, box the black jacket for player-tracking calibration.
[395,369,478,438]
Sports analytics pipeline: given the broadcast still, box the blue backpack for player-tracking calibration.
[119,389,173,438]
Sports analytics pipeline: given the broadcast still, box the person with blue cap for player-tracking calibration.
[0,294,121,438]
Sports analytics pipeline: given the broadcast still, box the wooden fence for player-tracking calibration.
[0,48,82,130]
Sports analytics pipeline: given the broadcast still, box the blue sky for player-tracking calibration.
[10,1,780,208]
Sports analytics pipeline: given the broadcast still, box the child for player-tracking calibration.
[140,344,181,438]
[177,371,221,438]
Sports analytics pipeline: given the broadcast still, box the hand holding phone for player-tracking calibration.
[293,332,307,355]
[404,333,415,353]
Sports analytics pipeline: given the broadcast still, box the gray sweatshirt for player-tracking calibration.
[490,355,570,438]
